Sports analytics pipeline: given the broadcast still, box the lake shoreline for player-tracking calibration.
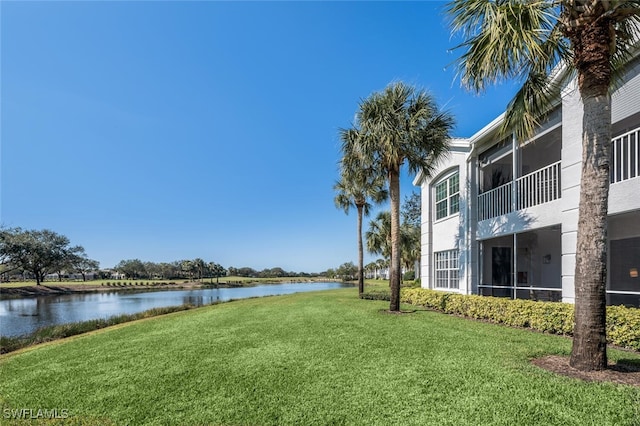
[1,282,352,352]
[1,282,215,298]
[0,279,344,299]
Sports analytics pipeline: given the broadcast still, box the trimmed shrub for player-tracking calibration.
[399,288,638,351]
[606,305,640,351]
[360,290,390,301]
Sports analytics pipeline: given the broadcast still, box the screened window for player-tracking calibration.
[434,250,459,289]
[435,171,460,220]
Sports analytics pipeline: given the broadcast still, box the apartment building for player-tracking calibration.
[414,55,640,308]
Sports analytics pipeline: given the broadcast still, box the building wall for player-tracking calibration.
[417,58,639,305]
[559,80,584,303]
[609,178,640,215]
[612,55,640,123]
[419,145,469,291]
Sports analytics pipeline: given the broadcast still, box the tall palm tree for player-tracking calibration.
[357,82,454,311]
[335,127,388,296]
[447,0,640,371]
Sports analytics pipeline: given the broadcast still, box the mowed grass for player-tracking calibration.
[1,289,639,425]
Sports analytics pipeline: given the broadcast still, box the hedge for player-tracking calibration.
[366,288,640,351]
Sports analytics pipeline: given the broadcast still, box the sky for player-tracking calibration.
[1,1,520,273]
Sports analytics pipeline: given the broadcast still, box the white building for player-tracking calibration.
[414,54,640,308]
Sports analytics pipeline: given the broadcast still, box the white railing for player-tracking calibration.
[516,161,561,210]
[477,181,513,221]
[478,161,561,221]
[611,127,639,184]
[475,125,639,220]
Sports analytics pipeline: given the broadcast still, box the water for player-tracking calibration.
[0,282,350,337]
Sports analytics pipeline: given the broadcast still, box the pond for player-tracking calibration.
[0,282,351,337]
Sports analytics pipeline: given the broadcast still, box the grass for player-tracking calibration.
[1,288,639,425]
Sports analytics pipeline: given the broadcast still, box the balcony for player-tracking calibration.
[478,161,561,221]
[611,126,639,184]
[478,125,640,222]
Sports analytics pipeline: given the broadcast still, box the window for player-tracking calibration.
[434,250,459,289]
[435,171,459,220]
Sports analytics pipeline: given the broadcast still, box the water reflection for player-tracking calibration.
[0,282,349,337]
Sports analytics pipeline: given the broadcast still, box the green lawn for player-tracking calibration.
[1,288,639,425]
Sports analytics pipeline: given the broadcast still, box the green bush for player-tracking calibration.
[360,290,390,301]
[606,305,640,350]
[399,288,638,351]
[403,271,415,281]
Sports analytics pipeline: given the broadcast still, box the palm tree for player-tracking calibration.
[193,258,206,281]
[335,128,388,297]
[357,82,454,311]
[366,211,393,262]
[401,222,421,274]
[376,258,390,280]
[180,260,194,281]
[365,262,377,279]
[367,211,420,283]
[208,262,226,285]
[447,0,639,371]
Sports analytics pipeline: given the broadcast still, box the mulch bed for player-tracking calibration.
[532,355,640,386]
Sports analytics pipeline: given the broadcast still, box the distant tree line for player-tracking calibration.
[1,227,323,285]
[113,258,226,283]
[1,227,99,285]
[111,262,321,281]
[226,266,319,279]
[322,262,358,281]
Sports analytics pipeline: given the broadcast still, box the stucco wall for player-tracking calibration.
[419,145,469,291]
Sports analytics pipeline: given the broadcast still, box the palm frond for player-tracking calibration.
[448,0,563,92]
[608,8,640,90]
[335,125,389,216]
[356,81,455,178]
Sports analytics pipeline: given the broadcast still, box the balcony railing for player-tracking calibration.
[611,127,639,184]
[476,126,639,221]
[478,181,513,221]
[516,161,561,210]
[478,161,561,221]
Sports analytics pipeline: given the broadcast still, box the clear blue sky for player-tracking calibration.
[1,1,519,273]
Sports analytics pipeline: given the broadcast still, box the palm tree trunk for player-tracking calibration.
[389,169,402,312]
[357,205,365,297]
[568,18,612,372]
[570,90,611,371]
